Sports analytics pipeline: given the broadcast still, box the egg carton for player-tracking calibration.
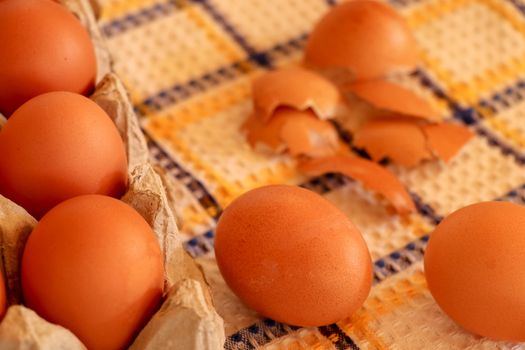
[0,0,225,349]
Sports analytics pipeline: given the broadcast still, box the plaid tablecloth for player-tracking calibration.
[96,0,525,348]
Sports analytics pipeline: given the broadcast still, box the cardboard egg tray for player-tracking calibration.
[0,0,225,348]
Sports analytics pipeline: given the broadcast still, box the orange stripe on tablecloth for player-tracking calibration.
[339,269,428,349]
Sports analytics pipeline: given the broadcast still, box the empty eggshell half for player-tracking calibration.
[304,0,418,81]
[252,67,342,121]
[354,117,433,167]
[422,123,473,162]
[344,80,441,122]
[299,155,416,215]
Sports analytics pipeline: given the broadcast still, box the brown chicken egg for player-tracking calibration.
[304,0,418,81]
[0,0,96,116]
[424,202,525,342]
[0,92,128,218]
[252,67,342,121]
[215,185,372,326]
[22,195,164,349]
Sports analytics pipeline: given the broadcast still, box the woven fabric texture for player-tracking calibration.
[96,0,525,348]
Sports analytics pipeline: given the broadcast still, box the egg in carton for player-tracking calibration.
[0,0,225,348]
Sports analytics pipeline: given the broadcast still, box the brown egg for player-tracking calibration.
[252,67,342,121]
[0,92,128,218]
[0,0,96,116]
[345,80,440,122]
[354,117,433,167]
[424,202,525,342]
[304,0,418,81]
[215,185,372,326]
[299,155,416,215]
[22,195,164,349]
[422,123,473,162]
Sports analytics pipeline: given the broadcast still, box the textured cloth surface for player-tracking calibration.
[96,0,525,348]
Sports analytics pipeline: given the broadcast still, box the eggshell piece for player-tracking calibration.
[242,113,287,153]
[298,155,416,215]
[422,123,473,162]
[279,109,341,158]
[252,67,342,121]
[21,195,165,350]
[215,185,372,326]
[354,118,433,167]
[345,80,441,121]
[0,92,128,218]
[0,0,96,116]
[424,201,525,342]
[304,0,418,80]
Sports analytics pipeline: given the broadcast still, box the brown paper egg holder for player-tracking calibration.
[0,0,225,348]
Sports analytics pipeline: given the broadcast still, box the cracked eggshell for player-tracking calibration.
[354,117,433,167]
[422,123,473,162]
[278,109,342,158]
[242,113,288,153]
[304,0,418,81]
[299,155,416,215]
[345,80,441,122]
[252,67,342,121]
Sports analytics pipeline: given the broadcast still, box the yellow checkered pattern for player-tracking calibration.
[96,0,525,348]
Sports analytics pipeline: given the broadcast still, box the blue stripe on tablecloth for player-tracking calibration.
[319,324,361,350]
[136,34,306,113]
[102,0,184,37]
[192,0,261,57]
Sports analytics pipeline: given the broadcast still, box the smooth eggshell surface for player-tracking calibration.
[304,0,418,80]
[424,201,525,342]
[21,195,164,350]
[0,0,96,116]
[215,185,372,327]
[0,91,128,218]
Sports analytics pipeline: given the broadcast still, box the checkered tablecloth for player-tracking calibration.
[95,0,525,348]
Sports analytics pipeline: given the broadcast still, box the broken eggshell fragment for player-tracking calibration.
[252,67,343,121]
[298,155,416,215]
[242,112,288,153]
[304,0,418,82]
[353,117,433,167]
[243,107,343,158]
[354,118,473,167]
[344,79,441,122]
[422,122,473,162]
[279,109,343,158]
